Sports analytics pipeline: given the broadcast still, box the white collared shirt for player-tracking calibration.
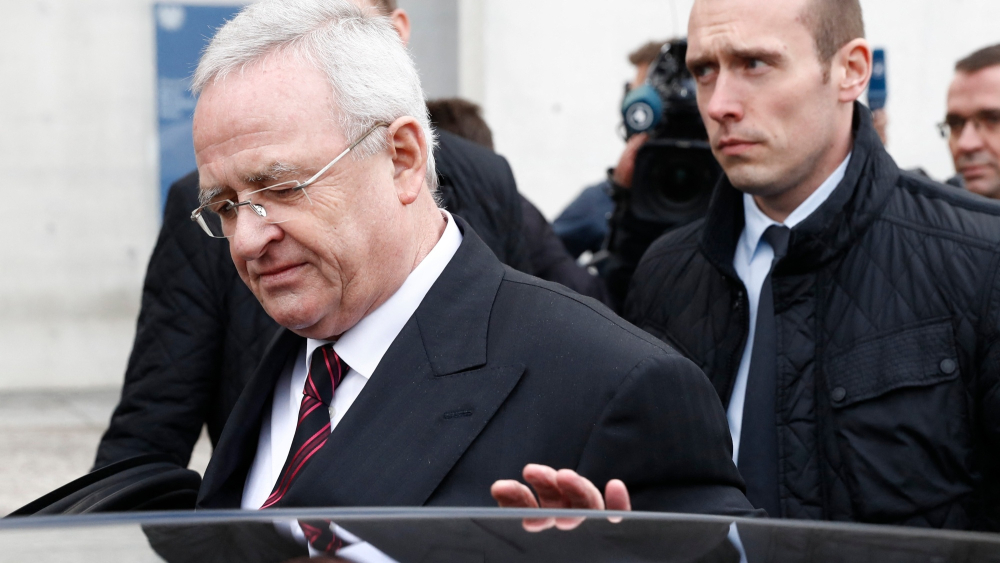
[242,210,463,510]
[728,155,851,464]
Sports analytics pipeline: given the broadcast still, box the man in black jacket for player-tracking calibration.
[625,0,1000,530]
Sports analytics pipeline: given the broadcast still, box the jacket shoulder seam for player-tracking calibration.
[500,274,671,351]
[877,215,1000,252]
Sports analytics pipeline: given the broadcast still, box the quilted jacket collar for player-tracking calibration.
[700,102,901,276]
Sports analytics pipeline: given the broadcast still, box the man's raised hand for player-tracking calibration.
[490,464,631,532]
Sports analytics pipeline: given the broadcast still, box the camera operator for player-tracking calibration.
[597,38,723,309]
[552,41,665,261]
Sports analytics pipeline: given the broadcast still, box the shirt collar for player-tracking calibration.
[741,153,852,257]
[305,210,463,379]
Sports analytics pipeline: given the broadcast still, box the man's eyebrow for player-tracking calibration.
[686,53,715,71]
[199,185,224,207]
[687,47,784,70]
[243,162,301,184]
[730,47,784,65]
[197,162,302,206]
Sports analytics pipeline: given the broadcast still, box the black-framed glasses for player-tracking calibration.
[937,110,1000,140]
[190,122,389,239]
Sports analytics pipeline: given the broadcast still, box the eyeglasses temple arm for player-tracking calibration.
[299,122,391,188]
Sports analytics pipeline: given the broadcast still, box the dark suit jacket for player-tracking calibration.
[198,218,753,515]
[95,130,533,470]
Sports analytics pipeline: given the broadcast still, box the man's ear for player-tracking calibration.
[387,116,428,205]
[390,9,411,45]
[835,38,873,103]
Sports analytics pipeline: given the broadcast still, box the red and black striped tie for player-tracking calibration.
[261,344,347,509]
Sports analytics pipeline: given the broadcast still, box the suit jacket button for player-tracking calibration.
[939,359,957,375]
[831,387,847,403]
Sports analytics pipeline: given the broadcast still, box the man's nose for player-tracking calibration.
[704,72,745,124]
[955,120,986,153]
[230,207,282,262]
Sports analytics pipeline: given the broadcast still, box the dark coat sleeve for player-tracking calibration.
[576,350,756,516]
[519,195,611,306]
[433,130,532,273]
[94,173,231,469]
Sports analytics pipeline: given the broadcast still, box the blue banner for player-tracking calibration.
[155,3,242,212]
[869,48,887,111]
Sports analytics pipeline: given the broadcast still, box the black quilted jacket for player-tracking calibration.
[94,131,531,469]
[624,105,1000,531]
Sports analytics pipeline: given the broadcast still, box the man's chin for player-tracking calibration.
[257,295,325,333]
[721,163,782,195]
[263,302,351,340]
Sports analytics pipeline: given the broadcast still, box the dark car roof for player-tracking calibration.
[3,508,999,562]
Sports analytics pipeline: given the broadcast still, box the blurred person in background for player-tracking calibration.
[626,0,1000,530]
[552,40,665,260]
[94,0,535,471]
[428,98,610,304]
[943,43,1000,198]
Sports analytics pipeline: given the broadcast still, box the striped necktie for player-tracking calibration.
[261,344,347,509]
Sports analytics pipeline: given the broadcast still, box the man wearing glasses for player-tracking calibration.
[190,0,752,531]
[94,0,529,474]
[943,44,1000,199]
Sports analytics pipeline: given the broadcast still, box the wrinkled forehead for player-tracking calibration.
[687,0,812,61]
[193,54,341,161]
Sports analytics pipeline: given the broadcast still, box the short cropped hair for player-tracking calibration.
[800,0,866,63]
[956,44,1000,74]
[628,40,668,67]
[427,98,494,151]
[372,0,396,15]
[192,0,436,190]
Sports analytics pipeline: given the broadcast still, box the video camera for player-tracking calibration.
[598,39,722,307]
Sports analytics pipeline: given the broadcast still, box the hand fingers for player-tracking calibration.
[523,464,569,509]
[491,479,539,508]
[550,469,604,530]
[555,469,605,510]
[507,466,631,533]
[604,479,631,523]
[627,133,649,153]
[492,478,554,532]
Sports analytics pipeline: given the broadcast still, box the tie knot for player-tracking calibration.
[763,225,791,262]
[306,344,347,406]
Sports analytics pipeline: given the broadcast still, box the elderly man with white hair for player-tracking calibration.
[192,0,752,543]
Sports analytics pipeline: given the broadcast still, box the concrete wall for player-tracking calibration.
[402,0,460,99]
[1,0,997,389]
[0,0,161,389]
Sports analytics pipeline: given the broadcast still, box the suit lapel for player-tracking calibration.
[198,328,303,508]
[279,219,525,507]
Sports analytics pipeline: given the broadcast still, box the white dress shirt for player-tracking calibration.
[241,210,461,560]
[728,155,851,464]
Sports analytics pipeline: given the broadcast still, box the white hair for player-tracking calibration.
[192,0,437,189]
